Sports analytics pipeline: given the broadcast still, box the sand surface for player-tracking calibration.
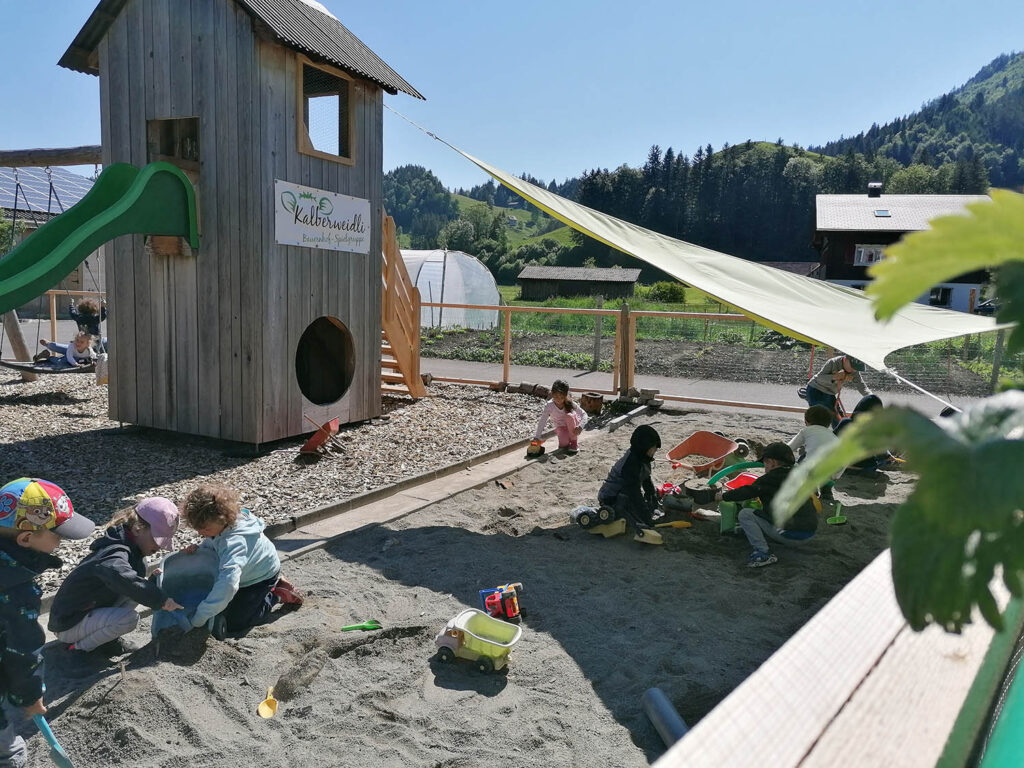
[26,409,912,767]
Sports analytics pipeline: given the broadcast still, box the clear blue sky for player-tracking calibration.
[2,0,1022,190]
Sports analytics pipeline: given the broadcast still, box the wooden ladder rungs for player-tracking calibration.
[381,359,400,371]
[381,371,406,384]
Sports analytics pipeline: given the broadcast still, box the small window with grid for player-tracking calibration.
[300,61,352,162]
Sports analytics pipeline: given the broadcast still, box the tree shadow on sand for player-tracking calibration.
[312,506,892,762]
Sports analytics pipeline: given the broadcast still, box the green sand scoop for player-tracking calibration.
[340,620,382,632]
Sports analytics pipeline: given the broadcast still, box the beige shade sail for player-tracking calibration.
[456,150,1006,372]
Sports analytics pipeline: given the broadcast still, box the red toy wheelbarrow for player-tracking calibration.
[665,431,741,477]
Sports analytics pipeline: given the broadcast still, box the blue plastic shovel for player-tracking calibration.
[33,714,75,768]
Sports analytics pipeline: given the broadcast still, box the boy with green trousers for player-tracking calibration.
[0,478,95,768]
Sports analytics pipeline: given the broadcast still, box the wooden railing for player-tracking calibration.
[380,213,426,398]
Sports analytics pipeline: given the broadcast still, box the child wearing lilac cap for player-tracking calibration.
[48,497,183,655]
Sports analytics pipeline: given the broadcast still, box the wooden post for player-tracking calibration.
[808,345,816,379]
[502,308,511,384]
[626,313,636,393]
[49,292,57,343]
[591,295,603,372]
[611,313,621,393]
[619,303,633,395]
[1,311,38,382]
[990,329,1006,394]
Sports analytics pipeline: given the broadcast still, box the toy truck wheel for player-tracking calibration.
[476,656,495,674]
[597,506,613,523]
[437,647,455,663]
[577,511,593,528]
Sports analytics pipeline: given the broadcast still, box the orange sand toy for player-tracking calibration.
[665,431,740,477]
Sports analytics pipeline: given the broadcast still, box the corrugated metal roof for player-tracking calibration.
[517,266,642,283]
[815,194,989,232]
[59,0,422,99]
[0,167,94,220]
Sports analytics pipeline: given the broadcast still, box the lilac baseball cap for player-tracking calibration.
[135,497,180,551]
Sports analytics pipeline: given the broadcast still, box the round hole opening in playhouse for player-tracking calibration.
[296,317,355,406]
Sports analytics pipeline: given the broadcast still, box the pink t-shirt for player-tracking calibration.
[535,399,588,439]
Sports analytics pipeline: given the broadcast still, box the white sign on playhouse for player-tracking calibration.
[274,180,371,253]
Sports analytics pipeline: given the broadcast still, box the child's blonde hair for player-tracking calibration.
[182,484,240,531]
[73,331,92,344]
[107,506,144,530]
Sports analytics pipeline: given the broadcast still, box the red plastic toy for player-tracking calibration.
[479,582,524,623]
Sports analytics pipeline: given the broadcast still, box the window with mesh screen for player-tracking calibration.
[302,63,351,159]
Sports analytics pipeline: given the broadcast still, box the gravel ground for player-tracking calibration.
[0,371,541,588]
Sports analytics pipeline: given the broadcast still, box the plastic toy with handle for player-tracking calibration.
[707,461,763,486]
[33,714,75,768]
[340,620,382,631]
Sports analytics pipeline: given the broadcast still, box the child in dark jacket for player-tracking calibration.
[714,442,819,568]
[598,425,663,542]
[48,497,183,654]
[0,478,95,768]
[69,298,108,352]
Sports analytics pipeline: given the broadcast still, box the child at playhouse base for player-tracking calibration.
[0,478,95,768]
[182,485,303,636]
[596,424,663,544]
[48,497,183,655]
[714,442,819,568]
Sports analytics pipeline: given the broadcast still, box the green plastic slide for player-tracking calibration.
[0,161,199,316]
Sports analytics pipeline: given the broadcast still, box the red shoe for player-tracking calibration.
[272,577,304,607]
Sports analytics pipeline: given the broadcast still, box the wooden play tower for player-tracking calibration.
[55,0,425,443]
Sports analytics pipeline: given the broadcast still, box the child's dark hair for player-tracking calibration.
[550,379,574,412]
[77,299,100,316]
[805,405,833,428]
[182,484,240,531]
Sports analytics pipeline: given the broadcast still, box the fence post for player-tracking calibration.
[619,303,630,395]
[591,295,603,372]
[502,308,511,384]
[989,329,1006,394]
[49,292,57,342]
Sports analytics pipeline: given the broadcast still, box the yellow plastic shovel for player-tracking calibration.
[257,687,278,718]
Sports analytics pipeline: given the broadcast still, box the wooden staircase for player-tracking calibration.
[381,213,426,399]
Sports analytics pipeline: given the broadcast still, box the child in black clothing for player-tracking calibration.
[598,425,663,543]
[714,442,819,568]
[49,497,183,654]
[0,479,95,768]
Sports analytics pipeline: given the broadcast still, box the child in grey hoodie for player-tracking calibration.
[181,485,303,634]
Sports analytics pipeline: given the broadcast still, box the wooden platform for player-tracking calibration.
[654,550,1016,767]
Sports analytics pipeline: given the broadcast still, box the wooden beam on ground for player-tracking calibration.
[0,145,103,167]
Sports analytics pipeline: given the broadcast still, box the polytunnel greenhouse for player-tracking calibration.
[401,249,501,330]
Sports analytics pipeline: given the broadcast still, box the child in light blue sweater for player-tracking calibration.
[181,485,303,634]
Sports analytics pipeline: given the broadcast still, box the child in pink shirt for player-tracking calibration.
[534,380,588,454]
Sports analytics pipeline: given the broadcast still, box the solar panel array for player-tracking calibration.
[0,166,95,218]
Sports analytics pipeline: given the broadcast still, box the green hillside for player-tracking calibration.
[452,194,569,248]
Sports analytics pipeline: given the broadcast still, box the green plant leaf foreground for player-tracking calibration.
[773,391,1024,632]
[868,189,1024,321]
[995,261,1024,353]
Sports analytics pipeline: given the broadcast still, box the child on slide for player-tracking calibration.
[597,424,663,543]
[49,497,183,654]
[534,379,588,454]
[182,485,303,635]
[36,331,95,367]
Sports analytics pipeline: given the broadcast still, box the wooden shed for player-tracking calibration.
[516,265,641,301]
[59,0,422,444]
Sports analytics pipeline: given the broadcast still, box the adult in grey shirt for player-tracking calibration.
[805,355,871,426]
